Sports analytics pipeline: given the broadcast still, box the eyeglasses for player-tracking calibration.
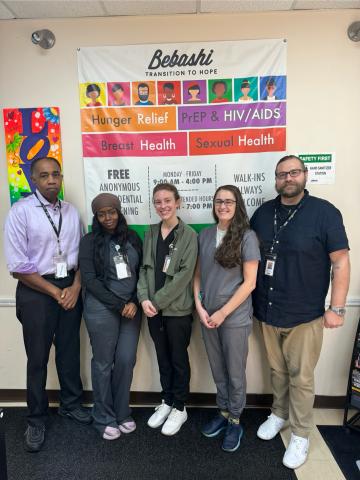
[214,199,237,206]
[275,169,307,180]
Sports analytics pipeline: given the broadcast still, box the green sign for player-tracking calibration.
[299,154,332,163]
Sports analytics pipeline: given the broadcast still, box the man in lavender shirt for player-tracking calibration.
[4,157,91,453]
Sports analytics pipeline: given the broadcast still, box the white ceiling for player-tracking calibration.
[0,0,360,20]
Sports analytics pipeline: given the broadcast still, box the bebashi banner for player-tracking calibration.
[77,39,287,234]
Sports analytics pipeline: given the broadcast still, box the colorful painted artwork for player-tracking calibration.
[3,107,63,204]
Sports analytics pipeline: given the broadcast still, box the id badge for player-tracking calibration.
[53,254,68,279]
[162,255,171,273]
[114,255,131,280]
[265,253,277,277]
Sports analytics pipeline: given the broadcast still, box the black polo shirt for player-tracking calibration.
[250,190,349,328]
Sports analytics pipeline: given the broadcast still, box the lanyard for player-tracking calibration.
[270,197,306,253]
[114,243,129,262]
[160,222,179,257]
[34,192,63,255]
[168,230,179,257]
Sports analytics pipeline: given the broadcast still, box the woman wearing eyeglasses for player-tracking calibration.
[194,185,260,452]
[79,193,142,440]
[137,183,198,436]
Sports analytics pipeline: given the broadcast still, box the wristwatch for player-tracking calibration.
[329,306,346,317]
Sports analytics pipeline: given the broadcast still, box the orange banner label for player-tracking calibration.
[81,106,177,133]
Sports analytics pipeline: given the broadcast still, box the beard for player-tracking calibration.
[275,179,306,198]
[139,94,149,102]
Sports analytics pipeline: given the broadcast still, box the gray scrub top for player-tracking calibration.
[198,226,260,328]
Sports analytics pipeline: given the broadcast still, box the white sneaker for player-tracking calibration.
[283,433,309,469]
[257,413,286,440]
[161,407,188,436]
[147,400,172,428]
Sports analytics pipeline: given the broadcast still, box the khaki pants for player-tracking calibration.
[260,317,324,438]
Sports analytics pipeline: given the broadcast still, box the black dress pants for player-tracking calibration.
[148,313,192,410]
[15,274,83,427]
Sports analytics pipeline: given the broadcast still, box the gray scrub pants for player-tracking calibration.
[201,324,252,419]
[84,295,141,435]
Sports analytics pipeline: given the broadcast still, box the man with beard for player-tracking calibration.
[135,83,153,105]
[250,155,350,469]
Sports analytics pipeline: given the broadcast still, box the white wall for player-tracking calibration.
[0,9,359,396]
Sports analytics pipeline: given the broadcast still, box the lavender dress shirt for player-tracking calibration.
[4,190,83,276]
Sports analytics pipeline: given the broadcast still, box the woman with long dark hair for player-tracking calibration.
[194,185,260,452]
[79,193,142,440]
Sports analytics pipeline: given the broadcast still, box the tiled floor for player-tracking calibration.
[280,409,350,480]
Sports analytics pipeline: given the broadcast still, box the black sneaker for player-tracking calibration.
[222,420,243,452]
[24,425,45,453]
[58,406,92,425]
[201,413,228,437]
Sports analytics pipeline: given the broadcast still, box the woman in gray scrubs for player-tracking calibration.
[194,185,260,452]
[79,193,142,440]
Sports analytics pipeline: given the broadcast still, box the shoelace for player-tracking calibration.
[30,426,45,437]
[155,401,166,412]
[291,437,307,453]
[268,415,283,426]
[168,408,182,420]
[72,407,83,415]
[228,418,239,426]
